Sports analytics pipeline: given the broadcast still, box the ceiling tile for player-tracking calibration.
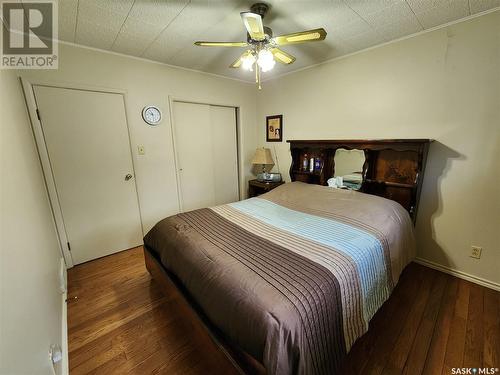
[77,2,130,31]
[362,2,418,26]
[341,29,388,50]
[143,0,247,62]
[58,0,78,42]
[328,17,373,38]
[344,0,404,17]
[127,0,188,26]
[265,1,361,32]
[375,14,423,40]
[412,0,470,28]
[112,18,164,56]
[78,0,135,16]
[469,0,500,13]
[75,18,118,50]
[75,1,134,49]
[405,0,448,14]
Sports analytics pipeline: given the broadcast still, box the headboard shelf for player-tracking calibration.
[288,139,432,222]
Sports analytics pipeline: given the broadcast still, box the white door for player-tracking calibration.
[210,106,239,206]
[33,86,143,264]
[173,102,239,211]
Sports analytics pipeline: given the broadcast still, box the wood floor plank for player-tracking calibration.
[358,265,432,375]
[463,283,484,368]
[341,264,419,374]
[482,287,499,369]
[442,279,471,375]
[71,306,180,371]
[401,271,448,375]
[382,267,437,375]
[68,247,499,375]
[421,276,459,375]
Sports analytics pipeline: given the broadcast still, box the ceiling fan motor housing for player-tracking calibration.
[250,3,269,18]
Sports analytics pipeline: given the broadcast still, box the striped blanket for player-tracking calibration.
[144,182,415,375]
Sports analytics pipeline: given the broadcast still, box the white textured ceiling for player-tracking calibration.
[54,0,500,81]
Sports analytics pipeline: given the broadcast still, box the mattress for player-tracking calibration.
[144,182,415,375]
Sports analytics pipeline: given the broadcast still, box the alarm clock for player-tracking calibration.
[257,172,282,182]
[142,106,162,126]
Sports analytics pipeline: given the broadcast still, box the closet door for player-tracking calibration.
[173,102,239,212]
[210,106,239,205]
[173,102,214,211]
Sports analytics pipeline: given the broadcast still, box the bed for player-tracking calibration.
[144,139,431,375]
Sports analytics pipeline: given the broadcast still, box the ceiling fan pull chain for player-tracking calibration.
[257,64,262,90]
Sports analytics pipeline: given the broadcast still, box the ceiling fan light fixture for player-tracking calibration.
[257,49,275,72]
[241,52,256,71]
[194,4,327,88]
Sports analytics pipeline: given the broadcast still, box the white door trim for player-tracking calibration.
[167,96,242,213]
[20,78,143,268]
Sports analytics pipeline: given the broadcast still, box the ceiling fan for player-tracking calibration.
[194,3,327,89]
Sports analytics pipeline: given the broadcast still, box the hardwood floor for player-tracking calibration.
[68,247,500,375]
[67,247,239,375]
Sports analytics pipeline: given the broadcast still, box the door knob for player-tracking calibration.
[125,174,133,181]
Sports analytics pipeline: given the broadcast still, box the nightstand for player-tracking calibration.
[248,179,285,198]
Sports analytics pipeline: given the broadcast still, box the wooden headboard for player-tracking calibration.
[288,139,432,222]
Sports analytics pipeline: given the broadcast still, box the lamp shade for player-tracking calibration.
[251,147,274,166]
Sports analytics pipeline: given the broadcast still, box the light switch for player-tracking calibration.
[138,145,145,155]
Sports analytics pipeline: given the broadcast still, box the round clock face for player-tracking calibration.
[142,106,162,125]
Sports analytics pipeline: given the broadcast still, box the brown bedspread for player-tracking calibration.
[144,182,415,375]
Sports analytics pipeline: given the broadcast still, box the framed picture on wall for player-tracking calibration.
[266,115,283,142]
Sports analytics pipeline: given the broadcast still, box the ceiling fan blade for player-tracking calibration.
[271,48,296,65]
[273,28,327,45]
[240,12,265,41]
[194,41,248,47]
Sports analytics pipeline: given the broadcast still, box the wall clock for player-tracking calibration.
[142,106,162,126]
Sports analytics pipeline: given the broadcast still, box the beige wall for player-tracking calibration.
[1,72,64,374]
[1,43,258,373]
[257,11,500,286]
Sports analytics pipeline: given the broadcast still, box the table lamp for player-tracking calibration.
[252,148,280,182]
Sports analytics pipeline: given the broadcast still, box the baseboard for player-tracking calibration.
[414,257,500,291]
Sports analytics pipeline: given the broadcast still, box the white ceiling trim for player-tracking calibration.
[262,7,500,83]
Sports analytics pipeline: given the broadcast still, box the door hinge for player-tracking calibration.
[67,242,71,251]
[36,108,41,121]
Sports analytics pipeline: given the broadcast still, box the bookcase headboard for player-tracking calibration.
[287,139,432,222]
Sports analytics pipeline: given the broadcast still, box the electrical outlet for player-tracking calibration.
[470,246,482,259]
[138,145,145,155]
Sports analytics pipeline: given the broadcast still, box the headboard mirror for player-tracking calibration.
[332,148,365,190]
[288,139,432,222]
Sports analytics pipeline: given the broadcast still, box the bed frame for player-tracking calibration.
[144,139,432,374]
[288,139,432,222]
